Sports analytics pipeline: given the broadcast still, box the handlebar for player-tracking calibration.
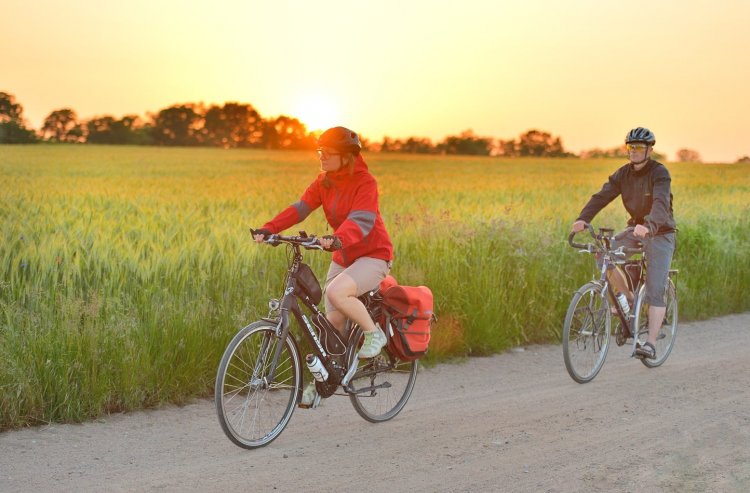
[250,229,338,251]
[567,223,596,250]
[568,224,644,255]
[265,234,324,250]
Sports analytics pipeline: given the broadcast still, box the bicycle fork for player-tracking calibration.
[258,289,297,389]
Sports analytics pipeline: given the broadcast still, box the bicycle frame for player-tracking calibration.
[215,233,419,448]
[260,238,364,395]
[563,224,679,383]
[570,225,645,342]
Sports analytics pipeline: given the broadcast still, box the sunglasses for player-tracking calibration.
[316,148,341,160]
[626,143,648,151]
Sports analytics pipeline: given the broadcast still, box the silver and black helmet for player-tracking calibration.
[317,126,362,155]
[625,127,656,145]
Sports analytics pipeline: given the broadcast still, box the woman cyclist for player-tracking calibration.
[252,126,394,406]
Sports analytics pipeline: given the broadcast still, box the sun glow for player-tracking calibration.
[293,95,339,133]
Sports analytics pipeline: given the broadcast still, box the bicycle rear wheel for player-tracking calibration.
[349,351,418,423]
[562,282,611,383]
[634,278,678,368]
[215,321,301,449]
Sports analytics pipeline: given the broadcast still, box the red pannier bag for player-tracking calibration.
[379,275,434,361]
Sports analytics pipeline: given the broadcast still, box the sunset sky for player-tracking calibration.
[4,0,750,162]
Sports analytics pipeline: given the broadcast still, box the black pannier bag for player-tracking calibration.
[295,263,322,304]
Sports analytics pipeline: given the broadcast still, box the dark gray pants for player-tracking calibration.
[612,229,675,307]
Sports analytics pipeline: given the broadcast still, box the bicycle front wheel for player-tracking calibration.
[349,351,418,423]
[634,278,678,368]
[562,282,611,383]
[215,321,301,449]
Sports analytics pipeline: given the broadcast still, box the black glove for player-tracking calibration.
[322,235,342,251]
[250,228,271,239]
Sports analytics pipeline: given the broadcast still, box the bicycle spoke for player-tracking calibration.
[637,280,678,368]
[216,324,301,449]
[563,283,610,383]
[349,354,417,423]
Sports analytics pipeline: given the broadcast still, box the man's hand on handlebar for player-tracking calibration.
[571,220,587,233]
[633,224,650,238]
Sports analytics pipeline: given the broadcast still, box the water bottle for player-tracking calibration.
[615,292,630,315]
[305,354,328,382]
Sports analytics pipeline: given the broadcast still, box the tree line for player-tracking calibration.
[1,90,734,162]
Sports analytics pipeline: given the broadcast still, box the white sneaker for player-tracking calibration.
[358,327,387,358]
[299,381,321,409]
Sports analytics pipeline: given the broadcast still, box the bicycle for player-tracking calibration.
[562,224,678,383]
[215,232,418,449]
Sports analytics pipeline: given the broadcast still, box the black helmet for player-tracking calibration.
[318,126,361,155]
[625,127,656,145]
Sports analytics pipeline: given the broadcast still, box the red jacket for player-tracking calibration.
[262,156,394,267]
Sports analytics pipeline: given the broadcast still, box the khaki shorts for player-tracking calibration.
[324,257,392,313]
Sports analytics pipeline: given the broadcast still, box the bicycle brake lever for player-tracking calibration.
[301,238,323,250]
[265,234,281,247]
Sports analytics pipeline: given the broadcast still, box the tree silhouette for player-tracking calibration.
[0,92,23,123]
[263,115,315,150]
[41,108,83,142]
[438,130,493,155]
[0,92,37,143]
[203,102,264,148]
[497,130,572,157]
[86,115,150,145]
[150,104,204,146]
[517,130,565,157]
[378,136,435,154]
[675,148,702,163]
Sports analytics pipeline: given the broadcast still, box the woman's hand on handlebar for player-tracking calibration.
[319,235,342,251]
[250,228,271,243]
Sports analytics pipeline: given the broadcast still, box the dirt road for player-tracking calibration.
[2,313,749,492]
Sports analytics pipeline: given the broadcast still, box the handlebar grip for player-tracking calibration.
[321,235,342,251]
[623,246,644,254]
[250,227,272,239]
[567,231,589,249]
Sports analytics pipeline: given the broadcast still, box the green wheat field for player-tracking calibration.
[1,144,749,429]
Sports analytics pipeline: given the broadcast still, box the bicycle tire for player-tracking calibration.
[349,349,418,423]
[562,282,611,383]
[215,321,301,449]
[634,278,678,368]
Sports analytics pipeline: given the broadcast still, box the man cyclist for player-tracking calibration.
[571,127,676,359]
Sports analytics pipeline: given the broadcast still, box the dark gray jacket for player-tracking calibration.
[577,159,676,235]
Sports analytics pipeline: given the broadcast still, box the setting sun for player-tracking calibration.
[293,95,339,133]
[3,1,750,161]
